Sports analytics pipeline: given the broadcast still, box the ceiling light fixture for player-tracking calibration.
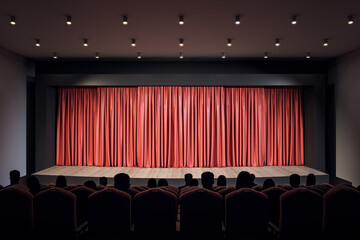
[66,16,72,25]
[348,16,354,24]
[264,52,268,59]
[306,52,311,59]
[179,38,184,47]
[227,39,232,47]
[10,16,16,25]
[221,52,226,59]
[291,15,297,25]
[131,39,136,47]
[53,52,58,59]
[95,52,100,59]
[235,16,240,25]
[275,38,280,47]
[179,52,184,59]
[35,39,40,47]
[323,39,328,47]
[137,52,141,59]
[83,39,88,47]
[123,15,128,25]
[179,15,184,25]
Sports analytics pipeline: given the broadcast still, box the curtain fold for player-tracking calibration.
[56,86,304,167]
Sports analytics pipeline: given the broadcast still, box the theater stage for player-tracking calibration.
[32,165,329,187]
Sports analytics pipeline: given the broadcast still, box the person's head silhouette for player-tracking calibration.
[236,171,253,189]
[114,173,130,191]
[26,175,40,195]
[306,173,316,186]
[99,177,108,186]
[217,175,227,186]
[250,173,256,186]
[201,171,214,190]
[84,180,97,190]
[10,170,20,185]
[189,179,199,187]
[147,178,157,188]
[184,173,193,186]
[263,178,275,190]
[56,175,67,188]
[158,178,168,187]
[290,174,300,188]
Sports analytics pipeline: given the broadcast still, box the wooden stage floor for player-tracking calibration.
[33,165,329,186]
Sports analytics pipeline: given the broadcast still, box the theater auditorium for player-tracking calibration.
[0,0,360,239]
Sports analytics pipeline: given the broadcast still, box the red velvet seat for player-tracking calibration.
[306,185,327,196]
[0,186,33,239]
[218,185,236,198]
[323,185,360,240]
[34,187,77,239]
[226,188,269,240]
[252,185,263,191]
[180,188,223,240]
[70,186,96,226]
[87,188,131,239]
[262,186,287,226]
[134,188,177,240]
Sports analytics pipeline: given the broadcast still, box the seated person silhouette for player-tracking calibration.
[289,174,301,188]
[201,171,214,190]
[189,179,199,187]
[251,173,257,186]
[306,173,316,186]
[217,175,227,186]
[10,170,20,186]
[263,178,275,190]
[55,175,67,188]
[236,171,253,189]
[26,175,41,195]
[114,173,132,193]
[147,178,157,188]
[99,177,108,186]
[179,173,193,190]
[84,180,98,191]
[158,178,168,187]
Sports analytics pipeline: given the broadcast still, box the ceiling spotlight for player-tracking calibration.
[66,16,72,25]
[275,38,280,47]
[123,15,128,25]
[179,15,184,25]
[131,39,136,47]
[264,52,268,59]
[221,52,226,59]
[323,39,328,47]
[227,39,232,47]
[95,52,100,59]
[10,16,16,25]
[179,38,184,47]
[137,52,141,59]
[53,52,58,59]
[291,15,297,25]
[306,52,311,59]
[35,39,40,47]
[179,52,184,59]
[348,16,354,24]
[235,16,240,25]
[83,39,88,47]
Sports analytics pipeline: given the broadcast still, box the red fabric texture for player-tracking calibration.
[56,87,304,168]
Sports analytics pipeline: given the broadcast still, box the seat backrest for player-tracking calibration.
[180,188,222,238]
[33,187,77,238]
[218,185,236,198]
[323,185,360,238]
[252,185,263,191]
[306,185,326,196]
[262,186,287,226]
[87,188,131,238]
[225,188,269,239]
[280,188,322,237]
[0,187,33,239]
[70,186,96,226]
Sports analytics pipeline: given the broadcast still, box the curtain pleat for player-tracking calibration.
[56,86,304,167]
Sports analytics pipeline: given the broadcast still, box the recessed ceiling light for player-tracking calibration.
[137,52,141,59]
[235,16,240,25]
[348,16,354,24]
[131,39,136,47]
[83,39,88,47]
[66,16,72,25]
[179,52,184,59]
[291,15,297,25]
[264,52,268,59]
[35,39,40,47]
[53,52,58,59]
[179,38,184,47]
[323,39,328,47]
[95,52,100,59]
[10,16,16,25]
[275,38,280,47]
[227,39,232,47]
[179,15,184,25]
[221,52,226,59]
[123,15,128,25]
[306,52,311,59]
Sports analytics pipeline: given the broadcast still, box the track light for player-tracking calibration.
[179,38,184,47]
[35,39,40,47]
[291,15,297,25]
[179,15,184,25]
[179,52,184,59]
[137,52,141,59]
[221,52,226,59]
[306,52,311,59]
[10,16,16,25]
[131,39,136,47]
[275,39,280,47]
[83,39,88,47]
[53,52,58,59]
[123,15,128,25]
[235,16,240,25]
[227,39,232,47]
[66,16,72,25]
[323,39,328,47]
[264,52,268,59]
[348,16,354,24]
[95,52,100,59]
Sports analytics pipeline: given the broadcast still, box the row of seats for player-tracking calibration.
[0,182,359,240]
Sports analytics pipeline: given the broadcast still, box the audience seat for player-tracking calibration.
[306,185,327,196]
[70,186,96,226]
[87,188,131,240]
[252,185,263,191]
[262,186,287,226]
[0,186,33,239]
[218,185,236,198]
[226,188,269,240]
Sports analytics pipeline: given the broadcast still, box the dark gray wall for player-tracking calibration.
[35,60,326,173]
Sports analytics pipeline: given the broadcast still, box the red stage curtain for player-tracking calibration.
[56,86,303,167]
